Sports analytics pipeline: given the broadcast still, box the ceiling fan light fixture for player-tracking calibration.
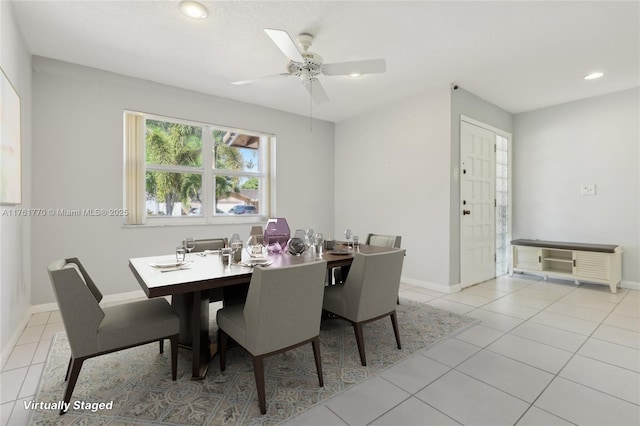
[179,1,208,19]
[237,28,387,105]
[584,71,604,80]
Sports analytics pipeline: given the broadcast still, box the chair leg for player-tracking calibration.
[311,337,324,387]
[64,357,73,381]
[390,311,402,349]
[159,338,164,354]
[252,355,267,415]
[352,322,367,366]
[61,357,85,415]
[170,334,178,380]
[219,329,227,372]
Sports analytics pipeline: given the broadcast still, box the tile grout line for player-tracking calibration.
[549,288,640,405]
[436,281,636,425]
[512,286,639,423]
[491,282,601,425]
[1,313,53,425]
[371,365,463,426]
[486,289,635,374]
[395,277,549,424]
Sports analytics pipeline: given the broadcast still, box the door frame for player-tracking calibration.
[459,115,513,288]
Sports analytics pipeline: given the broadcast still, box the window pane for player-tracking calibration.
[131,111,271,223]
[146,120,202,167]
[495,136,509,277]
[213,130,260,172]
[214,175,260,215]
[146,171,202,216]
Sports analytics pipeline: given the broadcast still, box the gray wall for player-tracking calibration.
[513,88,639,285]
[0,1,32,363]
[334,86,516,291]
[335,86,453,289]
[30,57,335,305]
[450,88,514,285]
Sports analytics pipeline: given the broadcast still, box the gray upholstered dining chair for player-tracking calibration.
[47,258,180,415]
[366,233,402,249]
[366,233,403,304]
[323,250,405,366]
[217,260,328,415]
[193,237,228,252]
[191,238,228,303]
[334,233,402,285]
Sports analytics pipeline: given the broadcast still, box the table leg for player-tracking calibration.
[171,291,212,380]
[192,290,212,379]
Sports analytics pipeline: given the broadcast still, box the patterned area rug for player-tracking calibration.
[29,302,477,425]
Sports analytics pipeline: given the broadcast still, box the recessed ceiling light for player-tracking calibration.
[179,1,208,19]
[584,72,604,80]
[349,73,362,78]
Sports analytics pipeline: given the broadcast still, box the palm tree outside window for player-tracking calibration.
[124,111,272,225]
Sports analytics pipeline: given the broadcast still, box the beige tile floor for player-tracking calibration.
[2,274,639,425]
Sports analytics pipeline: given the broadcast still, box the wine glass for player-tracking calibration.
[184,237,196,254]
[344,229,352,249]
[305,228,315,248]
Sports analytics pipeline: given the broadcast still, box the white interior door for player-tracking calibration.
[460,121,496,287]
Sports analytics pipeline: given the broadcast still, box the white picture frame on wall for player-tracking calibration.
[0,67,22,205]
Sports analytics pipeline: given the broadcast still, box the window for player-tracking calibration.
[124,112,273,225]
[495,134,510,276]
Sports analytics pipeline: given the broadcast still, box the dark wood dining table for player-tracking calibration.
[129,243,401,379]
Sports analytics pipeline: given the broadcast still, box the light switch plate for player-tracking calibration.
[581,184,596,195]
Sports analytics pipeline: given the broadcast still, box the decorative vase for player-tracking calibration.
[287,237,306,255]
[246,234,267,257]
[264,218,290,254]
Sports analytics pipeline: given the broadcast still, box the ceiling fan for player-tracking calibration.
[232,29,386,104]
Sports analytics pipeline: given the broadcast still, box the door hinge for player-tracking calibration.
[494,144,496,152]
[495,199,497,207]
[494,253,497,262]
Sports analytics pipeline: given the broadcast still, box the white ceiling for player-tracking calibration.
[10,0,640,123]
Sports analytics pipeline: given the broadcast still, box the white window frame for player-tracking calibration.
[124,111,275,226]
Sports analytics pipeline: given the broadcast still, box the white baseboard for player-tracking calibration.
[622,280,640,291]
[401,276,461,294]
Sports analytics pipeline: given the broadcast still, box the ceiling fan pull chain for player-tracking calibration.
[309,80,313,131]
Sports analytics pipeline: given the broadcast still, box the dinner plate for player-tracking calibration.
[239,259,273,267]
[150,261,189,269]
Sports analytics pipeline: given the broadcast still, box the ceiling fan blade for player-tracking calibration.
[231,73,290,85]
[264,28,304,62]
[323,59,386,76]
[305,79,330,104]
